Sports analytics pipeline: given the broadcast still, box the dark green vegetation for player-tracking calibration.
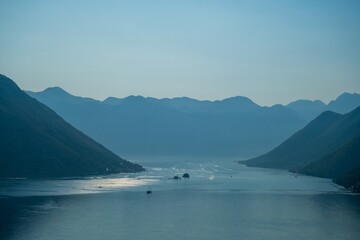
[0,75,144,178]
[245,107,360,191]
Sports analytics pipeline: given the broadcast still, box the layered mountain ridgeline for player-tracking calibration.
[27,87,360,158]
[27,89,306,158]
[244,107,360,191]
[0,74,144,178]
[285,92,360,121]
[285,100,327,122]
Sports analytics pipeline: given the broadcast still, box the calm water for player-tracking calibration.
[1,157,360,240]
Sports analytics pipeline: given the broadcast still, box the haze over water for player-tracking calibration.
[1,157,359,240]
[1,1,360,240]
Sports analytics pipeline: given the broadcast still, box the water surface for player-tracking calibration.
[1,157,359,240]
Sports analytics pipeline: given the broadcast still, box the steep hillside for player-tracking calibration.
[0,74,144,178]
[245,107,360,170]
[301,134,360,179]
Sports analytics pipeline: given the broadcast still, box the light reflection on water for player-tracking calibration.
[0,157,348,196]
[0,177,157,197]
[1,157,359,240]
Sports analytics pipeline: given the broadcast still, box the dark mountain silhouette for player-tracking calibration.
[245,107,360,190]
[245,107,360,169]
[0,74,144,178]
[301,134,360,179]
[334,167,360,191]
[27,88,306,158]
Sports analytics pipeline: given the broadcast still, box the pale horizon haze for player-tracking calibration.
[0,0,360,106]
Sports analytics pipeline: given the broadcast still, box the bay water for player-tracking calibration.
[1,157,359,240]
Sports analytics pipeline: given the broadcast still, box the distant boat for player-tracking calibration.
[182,173,190,178]
[146,186,152,194]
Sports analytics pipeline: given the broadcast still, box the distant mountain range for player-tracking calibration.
[0,75,144,178]
[286,92,360,121]
[27,87,360,158]
[245,107,360,191]
[27,89,305,158]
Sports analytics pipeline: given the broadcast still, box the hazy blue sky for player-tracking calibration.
[0,0,359,105]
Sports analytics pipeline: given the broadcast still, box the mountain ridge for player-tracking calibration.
[28,86,360,114]
[26,85,360,158]
[244,106,360,191]
[245,107,360,169]
[27,86,306,158]
[0,74,144,178]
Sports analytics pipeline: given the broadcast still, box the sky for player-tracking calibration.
[0,0,359,106]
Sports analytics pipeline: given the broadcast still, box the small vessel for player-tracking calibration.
[146,186,152,194]
[182,173,190,179]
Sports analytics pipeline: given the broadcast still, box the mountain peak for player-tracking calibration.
[42,86,70,96]
[171,96,198,102]
[328,92,360,114]
[31,86,99,104]
[103,95,148,106]
[222,96,254,103]
[220,96,260,111]
[103,96,121,104]
[126,95,146,100]
[0,75,26,101]
[337,92,359,98]
[0,74,21,91]
[287,99,326,108]
[245,105,360,170]
[0,76,144,178]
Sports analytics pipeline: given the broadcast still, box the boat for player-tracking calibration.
[146,186,152,194]
[182,173,190,178]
